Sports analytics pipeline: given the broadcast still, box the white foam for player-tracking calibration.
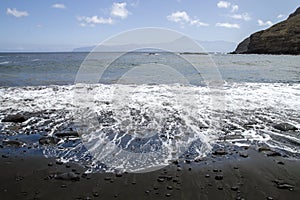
[0,61,9,65]
[0,82,300,171]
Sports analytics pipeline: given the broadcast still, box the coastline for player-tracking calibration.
[1,147,299,200]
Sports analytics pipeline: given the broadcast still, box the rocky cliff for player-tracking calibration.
[233,7,300,55]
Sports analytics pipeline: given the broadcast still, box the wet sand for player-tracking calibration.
[0,147,299,200]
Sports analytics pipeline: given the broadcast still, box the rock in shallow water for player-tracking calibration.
[55,131,79,138]
[3,140,25,147]
[2,114,27,123]
[213,149,227,156]
[273,123,297,131]
[39,137,60,145]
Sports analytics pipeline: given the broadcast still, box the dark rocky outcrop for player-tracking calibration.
[233,7,300,55]
[273,123,298,131]
[39,136,60,145]
[54,131,79,138]
[2,114,27,123]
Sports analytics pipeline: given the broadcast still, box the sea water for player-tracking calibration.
[0,52,299,172]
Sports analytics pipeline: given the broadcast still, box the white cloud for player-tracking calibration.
[258,19,273,26]
[231,5,239,12]
[277,14,284,19]
[6,8,29,18]
[217,1,239,13]
[52,4,66,9]
[167,11,189,23]
[77,16,114,27]
[216,22,240,29]
[217,1,231,9]
[36,24,43,28]
[230,13,251,21]
[167,11,209,27]
[77,2,130,27]
[111,2,130,19]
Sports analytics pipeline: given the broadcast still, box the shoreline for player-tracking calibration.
[1,147,299,200]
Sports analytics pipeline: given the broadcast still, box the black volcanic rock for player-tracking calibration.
[273,123,297,131]
[2,114,27,123]
[233,7,300,55]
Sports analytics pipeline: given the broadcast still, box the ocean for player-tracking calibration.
[0,52,299,172]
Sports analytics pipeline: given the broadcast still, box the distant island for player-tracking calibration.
[233,7,300,55]
[73,40,237,54]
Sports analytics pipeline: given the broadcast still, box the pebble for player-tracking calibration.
[277,183,295,190]
[185,159,191,164]
[267,151,281,157]
[215,175,223,180]
[205,174,210,178]
[173,178,179,183]
[231,186,239,191]
[213,149,227,156]
[165,193,171,197]
[172,160,179,165]
[239,152,248,158]
[157,178,165,182]
[194,158,203,162]
[2,155,9,158]
[39,137,59,145]
[55,131,79,138]
[16,176,24,181]
[56,161,63,165]
[83,173,89,178]
[167,186,173,190]
[93,192,99,197]
[55,172,80,181]
[277,161,284,165]
[258,146,271,152]
[104,177,111,181]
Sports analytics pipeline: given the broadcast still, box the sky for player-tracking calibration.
[0,0,299,51]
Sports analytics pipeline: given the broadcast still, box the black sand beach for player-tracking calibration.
[1,146,299,200]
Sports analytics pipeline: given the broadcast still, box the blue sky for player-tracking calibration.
[0,0,299,51]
